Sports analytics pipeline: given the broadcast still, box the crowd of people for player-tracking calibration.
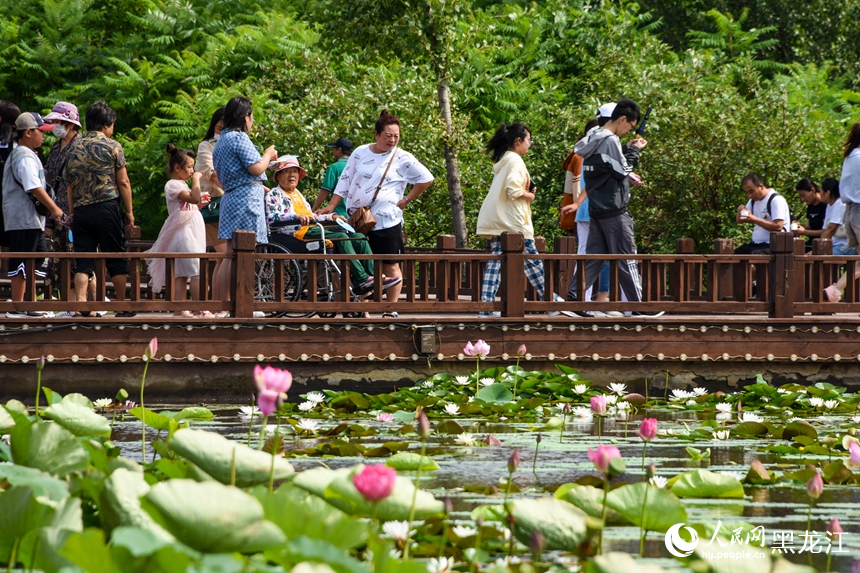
[2,93,860,319]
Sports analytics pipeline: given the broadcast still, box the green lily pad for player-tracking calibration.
[543,417,564,430]
[169,428,294,488]
[606,482,687,533]
[782,420,818,441]
[142,479,286,553]
[129,407,175,431]
[42,401,111,437]
[733,421,768,436]
[670,469,745,499]
[477,383,514,404]
[171,407,214,422]
[555,484,625,523]
[61,393,94,409]
[10,412,90,476]
[99,468,173,540]
[434,420,464,435]
[0,486,82,563]
[385,452,439,471]
[0,464,68,501]
[0,406,15,433]
[510,497,594,553]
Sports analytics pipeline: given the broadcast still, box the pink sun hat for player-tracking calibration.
[43,101,82,127]
[272,155,307,180]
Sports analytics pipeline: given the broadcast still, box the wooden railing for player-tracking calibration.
[0,229,858,318]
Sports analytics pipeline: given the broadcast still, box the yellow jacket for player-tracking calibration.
[476,151,534,240]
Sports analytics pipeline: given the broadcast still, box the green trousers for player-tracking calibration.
[302,226,374,284]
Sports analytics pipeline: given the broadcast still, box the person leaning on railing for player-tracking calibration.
[824,123,860,303]
[211,96,278,308]
[64,101,136,317]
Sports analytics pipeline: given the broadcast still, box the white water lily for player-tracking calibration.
[452,525,478,537]
[809,396,824,408]
[298,401,315,412]
[455,375,470,385]
[616,401,631,411]
[423,380,435,388]
[741,412,763,423]
[671,389,694,401]
[479,377,496,387]
[604,394,618,405]
[572,406,593,420]
[715,403,732,413]
[786,417,802,423]
[93,398,112,410]
[494,556,520,567]
[305,391,325,405]
[444,404,460,416]
[296,419,319,432]
[382,520,410,542]
[852,416,860,424]
[455,433,475,446]
[262,424,278,435]
[239,405,260,419]
[719,471,746,481]
[713,429,731,440]
[824,400,839,410]
[693,387,709,396]
[573,384,588,394]
[427,557,455,573]
[609,383,627,395]
[649,476,668,488]
[777,388,788,394]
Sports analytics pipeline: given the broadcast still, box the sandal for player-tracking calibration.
[382,311,399,319]
[198,311,216,318]
[173,311,195,318]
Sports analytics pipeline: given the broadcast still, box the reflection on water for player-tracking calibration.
[110,405,860,569]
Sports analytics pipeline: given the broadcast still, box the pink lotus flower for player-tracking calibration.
[517,344,527,357]
[828,518,843,535]
[590,395,606,416]
[145,338,158,360]
[254,365,293,415]
[638,418,658,442]
[377,413,394,423]
[353,464,397,502]
[588,445,621,474]
[849,442,860,466]
[807,472,823,500]
[464,340,490,359]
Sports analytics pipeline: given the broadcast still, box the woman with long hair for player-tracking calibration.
[195,107,226,300]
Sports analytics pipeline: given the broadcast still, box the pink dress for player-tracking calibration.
[145,179,207,292]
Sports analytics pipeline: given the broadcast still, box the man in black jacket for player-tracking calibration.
[564,98,662,317]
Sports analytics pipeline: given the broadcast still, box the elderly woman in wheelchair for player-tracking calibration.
[265,157,401,296]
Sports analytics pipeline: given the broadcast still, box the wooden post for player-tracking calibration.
[529,236,546,301]
[769,232,795,318]
[554,235,576,296]
[232,230,257,318]
[811,238,833,313]
[124,226,141,250]
[436,234,455,303]
[712,239,733,302]
[792,238,806,305]
[673,238,694,302]
[501,232,525,317]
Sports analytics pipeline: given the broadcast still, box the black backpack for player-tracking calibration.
[0,145,12,247]
[762,191,797,230]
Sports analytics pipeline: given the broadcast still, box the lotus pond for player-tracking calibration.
[3,344,860,573]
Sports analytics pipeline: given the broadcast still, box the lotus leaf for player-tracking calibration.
[0,486,82,563]
[586,552,673,572]
[510,497,593,553]
[0,464,68,501]
[606,482,687,532]
[61,393,94,409]
[10,413,90,476]
[168,428,294,487]
[476,383,514,404]
[0,406,15,433]
[734,421,768,436]
[142,479,286,553]
[670,469,745,499]
[42,401,111,437]
[385,452,439,471]
[434,420,464,435]
[282,536,372,573]
[782,420,818,441]
[554,484,625,524]
[129,407,175,431]
[99,468,173,540]
[170,406,214,422]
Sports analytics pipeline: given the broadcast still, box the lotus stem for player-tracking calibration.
[645,378,649,402]
[140,358,150,463]
[532,442,540,475]
[34,369,42,420]
[639,484,650,556]
[246,400,255,447]
[437,515,448,560]
[475,357,480,396]
[110,404,117,434]
[7,536,19,573]
[599,473,610,555]
[807,503,813,566]
[597,416,602,438]
[258,415,269,450]
[268,416,280,492]
[664,371,669,403]
[641,443,648,470]
[504,468,515,557]
[469,525,483,573]
[403,434,427,559]
[560,412,566,443]
[512,357,521,400]
[230,448,237,487]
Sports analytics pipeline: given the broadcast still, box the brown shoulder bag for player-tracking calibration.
[347,148,397,235]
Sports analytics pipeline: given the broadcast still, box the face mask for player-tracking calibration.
[53,125,68,138]
[213,133,220,141]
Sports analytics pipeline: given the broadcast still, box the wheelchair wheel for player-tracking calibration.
[254,243,309,317]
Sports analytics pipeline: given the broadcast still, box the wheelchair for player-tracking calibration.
[254,219,365,318]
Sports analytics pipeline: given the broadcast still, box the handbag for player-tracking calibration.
[347,148,397,235]
[201,195,223,224]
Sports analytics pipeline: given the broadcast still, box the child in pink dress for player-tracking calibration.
[146,144,208,317]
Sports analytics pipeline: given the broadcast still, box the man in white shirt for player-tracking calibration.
[735,173,790,254]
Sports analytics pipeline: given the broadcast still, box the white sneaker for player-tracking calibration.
[604,311,624,318]
[547,311,560,317]
[253,311,266,318]
[590,310,608,318]
[478,311,502,318]
[53,311,76,318]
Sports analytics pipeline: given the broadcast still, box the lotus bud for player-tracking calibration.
[563,402,571,414]
[508,450,521,473]
[590,395,606,416]
[806,472,823,500]
[536,432,542,444]
[417,411,431,437]
[483,434,502,446]
[36,355,46,372]
[352,464,397,502]
[144,338,158,360]
[587,445,621,474]
[529,528,546,556]
[476,515,484,527]
[444,497,453,515]
[517,344,527,357]
[647,462,656,479]
[828,518,843,535]
[638,418,658,442]
[849,442,860,466]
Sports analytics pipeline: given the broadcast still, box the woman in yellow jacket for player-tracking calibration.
[477,123,564,318]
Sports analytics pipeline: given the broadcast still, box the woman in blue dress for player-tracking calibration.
[212,97,277,302]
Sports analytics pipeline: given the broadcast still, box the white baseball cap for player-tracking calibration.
[596,103,616,119]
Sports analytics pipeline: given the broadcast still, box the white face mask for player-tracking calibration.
[53,125,68,138]
[213,132,220,141]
